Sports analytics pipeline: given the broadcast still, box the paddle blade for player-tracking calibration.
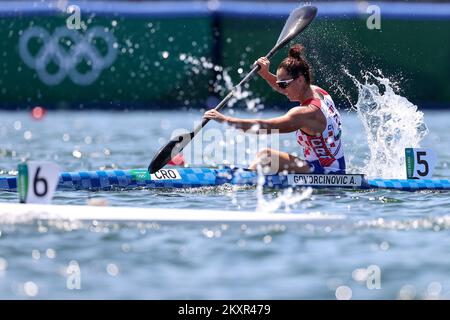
[148,132,193,173]
[275,5,317,50]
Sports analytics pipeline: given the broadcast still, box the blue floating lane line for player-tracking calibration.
[0,1,211,18]
[0,1,449,19]
[367,178,450,191]
[1,168,450,192]
[0,176,17,191]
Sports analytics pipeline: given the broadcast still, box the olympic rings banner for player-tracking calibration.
[1,1,450,109]
[19,26,118,86]
[0,3,214,109]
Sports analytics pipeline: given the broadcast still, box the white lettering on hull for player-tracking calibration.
[150,169,182,180]
[287,174,363,187]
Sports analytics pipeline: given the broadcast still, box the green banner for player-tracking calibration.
[221,17,450,107]
[0,14,213,109]
[405,148,415,179]
[17,163,28,203]
[130,169,151,181]
[1,5,450,109]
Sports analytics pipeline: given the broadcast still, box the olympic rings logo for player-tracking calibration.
[19,26,117,86]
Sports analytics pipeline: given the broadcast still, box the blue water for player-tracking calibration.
[1,110,450,299]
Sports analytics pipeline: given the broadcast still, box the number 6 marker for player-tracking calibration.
[17,161,60,204]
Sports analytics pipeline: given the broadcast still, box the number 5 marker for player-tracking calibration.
[405,148,437,179]
[17,161,60,204]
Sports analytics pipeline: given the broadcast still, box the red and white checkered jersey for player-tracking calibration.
[295,86,345,170]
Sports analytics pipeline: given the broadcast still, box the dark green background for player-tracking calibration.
[1,12,449,109]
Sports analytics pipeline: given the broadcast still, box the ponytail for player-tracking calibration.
[279,44,312,84]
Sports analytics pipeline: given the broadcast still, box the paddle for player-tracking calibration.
[148,5,318,173]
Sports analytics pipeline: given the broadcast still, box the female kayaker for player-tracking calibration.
[204,44,345,174]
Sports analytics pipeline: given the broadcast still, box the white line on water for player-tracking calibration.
[0,203,345,224]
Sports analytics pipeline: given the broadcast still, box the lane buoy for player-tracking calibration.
[31,106,46,120]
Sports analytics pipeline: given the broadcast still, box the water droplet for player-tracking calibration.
[24,281,39,297]
[335,285,352,300]
[14,121,22,130]
[398,285,416,300]
[72,150,82,158]
[380,241,389,250]
[106,263,119,276]
[0,257,7,271]
[31,250,40,260]
[62,133,70,142]
[352,268,368,282]
[46,249,56,259]
[121,243,131,253]
[427,282,442,297]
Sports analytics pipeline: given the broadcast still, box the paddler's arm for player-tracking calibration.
[255,57,285,94]
[203,106,321,134]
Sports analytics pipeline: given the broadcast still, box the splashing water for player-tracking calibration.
[255,165,313,213]
[181,54,263,111]
[256,186,313,213]
[348,71,428,179]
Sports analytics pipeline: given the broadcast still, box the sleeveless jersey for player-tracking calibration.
[295,86,345,173]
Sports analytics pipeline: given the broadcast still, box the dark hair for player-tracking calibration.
[278,44,312,84]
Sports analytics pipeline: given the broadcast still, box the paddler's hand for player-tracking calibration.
[203,109,229,123]
[254,57,270,77]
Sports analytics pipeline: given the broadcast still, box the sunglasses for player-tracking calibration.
[276,77,297,89]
